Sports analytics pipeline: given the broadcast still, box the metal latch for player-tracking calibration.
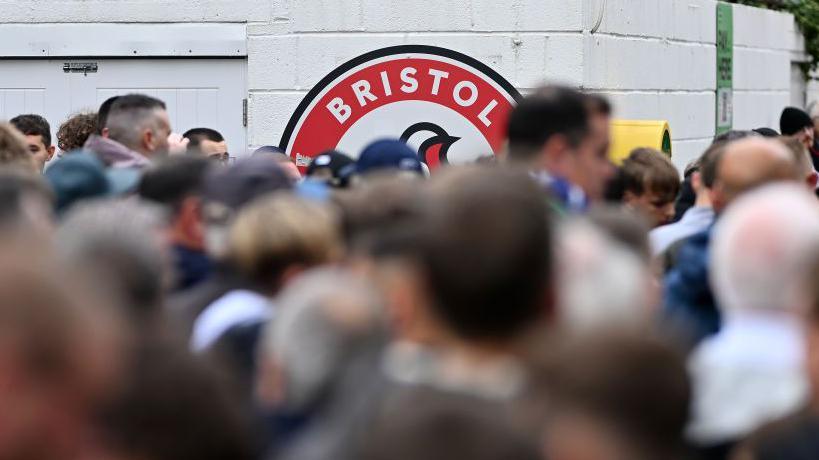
[63,62,98,76]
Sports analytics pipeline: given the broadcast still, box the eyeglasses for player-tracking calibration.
[209,152,230,165]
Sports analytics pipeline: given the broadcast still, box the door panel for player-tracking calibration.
[0,59,247,157]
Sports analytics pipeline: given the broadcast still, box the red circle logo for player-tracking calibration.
[279,45,521,172]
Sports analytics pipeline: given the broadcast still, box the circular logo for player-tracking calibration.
[279,45,521,172]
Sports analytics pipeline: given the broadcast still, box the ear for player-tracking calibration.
[46,145,56,161]
[690,171,703,191]
[101,127,110,138]
[142,129,155,152]
[178,197,205,249]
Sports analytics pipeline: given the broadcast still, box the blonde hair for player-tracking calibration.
[0,123,36,173]
[228,195,342,286]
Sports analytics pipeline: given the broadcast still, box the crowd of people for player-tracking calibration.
[2,85,819,460]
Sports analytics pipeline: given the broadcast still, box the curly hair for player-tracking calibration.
[57,112,98,152]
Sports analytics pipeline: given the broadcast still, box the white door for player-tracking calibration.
[0,59,247,157]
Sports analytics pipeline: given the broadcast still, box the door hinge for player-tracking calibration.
[242,98,248,127]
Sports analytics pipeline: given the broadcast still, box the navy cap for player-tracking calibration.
[355,139,423,175]
[45,151,141,214]
[202,156,294,213]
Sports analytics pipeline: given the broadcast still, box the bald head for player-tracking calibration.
[714,138,800,213]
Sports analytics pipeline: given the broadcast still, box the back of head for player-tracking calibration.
[57,112,98,152]
[97,340,255,460]
[0,122,36,172]
[138,155,212,215]
[260,268,386,411]
[556,218,652,333]
[183,128,224,152]
[507,85,590,162]
[0,239,122,458]
[715,137,800,210]
[0,169,53,234]
[538,332,690,460]
[418,166,551,342]
[780,107,813,136]
[106,94,166,151]
[712,183,819,313]
[10,114,51,147]
[360,394,540,460]
[97,96,120,135]
[227,194,341,288]
[56,199,169,321]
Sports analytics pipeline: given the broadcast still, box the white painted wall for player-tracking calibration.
[0,0,806,170]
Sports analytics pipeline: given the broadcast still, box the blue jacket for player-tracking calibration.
[663,225,721,345]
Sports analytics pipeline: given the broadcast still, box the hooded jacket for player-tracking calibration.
[84,135,151,169]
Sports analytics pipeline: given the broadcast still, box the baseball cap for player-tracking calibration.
[201,156,294,222]
[45,151,141,214]
[354,139,424,176]
[780,107,813,136]
[306,150,354,186]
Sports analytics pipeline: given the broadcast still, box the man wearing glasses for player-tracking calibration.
[184,127,230,164]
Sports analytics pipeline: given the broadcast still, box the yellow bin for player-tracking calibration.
[609,120,672,165]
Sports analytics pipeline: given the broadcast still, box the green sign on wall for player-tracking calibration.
[716,2,734,135]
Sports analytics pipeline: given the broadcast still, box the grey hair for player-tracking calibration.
[106,107,165,152]
[260,267,387,411]
[556,217,653,333]
[711,183,819,313]
[56,198,170,318]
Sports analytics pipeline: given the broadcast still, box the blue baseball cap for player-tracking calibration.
[354,139,424,175]
[45,151,141,214]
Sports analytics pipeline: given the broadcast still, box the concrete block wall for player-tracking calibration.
[246,0,585,148]
[585,0,800,170]
[3,0,805,171]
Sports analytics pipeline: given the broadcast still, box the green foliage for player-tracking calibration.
[727,0,819,75]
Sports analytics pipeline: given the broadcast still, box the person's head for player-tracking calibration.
[711,184,819,315]
[508,86,613,201]
[9,114,55,172]
[778,136,818,189]
[614,148,680,228]
[56,199,170,324]
[97,95,120,136]
[184,128,228,164]
[57,112,98,153]
[227,194,342,293]
[0,241,122,460]
[780,106,815,150]
[585,93,613,161]
[0,170,54,237]
[358,394,541,460]
[106,94,170,157]
[0,122,38,173]
[350,139,425,184]
[257,268,386,413]
[534,332,690,460]
[138,156,212,251]
[417,166,551,347]
[555,218,654,334]
[252,147,302,182]
[200,157,294,260]
[306,149,355,188]
[96,340,254,460]
[712,137,800,213]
